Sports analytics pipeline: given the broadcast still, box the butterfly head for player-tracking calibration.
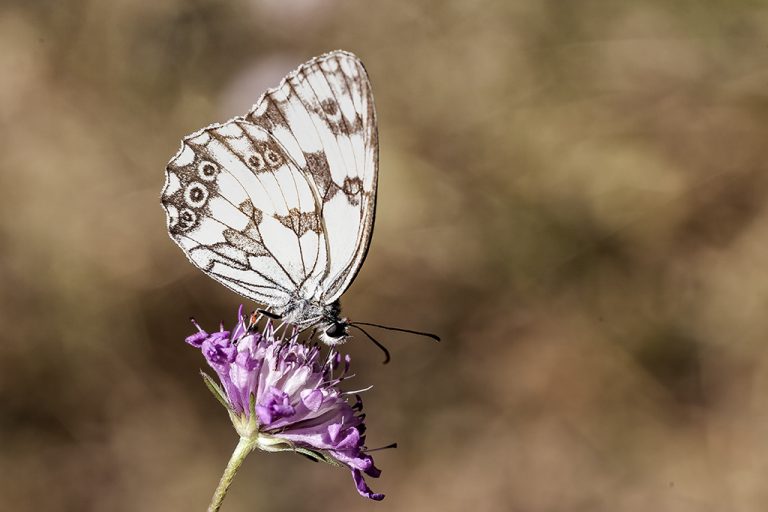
[318,319,350,346]
[314,300,349,345]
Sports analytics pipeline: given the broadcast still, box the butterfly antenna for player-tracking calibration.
[351,322,441,342]
[348,324,391,365]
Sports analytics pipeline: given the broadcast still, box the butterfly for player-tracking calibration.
[161,50,379,346]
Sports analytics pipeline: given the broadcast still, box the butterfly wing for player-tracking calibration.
[162,119,328,311]
[246,50,378,305]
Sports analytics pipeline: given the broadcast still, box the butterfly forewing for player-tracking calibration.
[162,50,377,323]
[246,51,378,304]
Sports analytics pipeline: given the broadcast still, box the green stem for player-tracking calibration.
[208,437,256,512]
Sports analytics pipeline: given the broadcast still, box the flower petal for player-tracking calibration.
[328,422,342,442]
[256,387,296,426]
[301,388,324,412]
[185,331,208,347]
[352,469,384,501]
[334,427,360,450]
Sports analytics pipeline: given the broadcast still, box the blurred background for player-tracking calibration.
[3,1,768,510]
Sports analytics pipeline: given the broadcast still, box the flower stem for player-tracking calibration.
[208,437,256,512]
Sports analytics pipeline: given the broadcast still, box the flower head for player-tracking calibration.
[186,306,384,500]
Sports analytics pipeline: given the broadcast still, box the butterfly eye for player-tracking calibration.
[325,323,347,339]
[184,182,209,208]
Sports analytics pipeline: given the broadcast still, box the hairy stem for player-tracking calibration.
[208,437,256,512]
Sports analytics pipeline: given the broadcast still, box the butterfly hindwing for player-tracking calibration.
[246,50,378,305]
[162,120,328,310]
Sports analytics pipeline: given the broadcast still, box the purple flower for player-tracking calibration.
[186,306,385,501]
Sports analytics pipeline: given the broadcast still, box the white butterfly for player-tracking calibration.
[162,51,377,345]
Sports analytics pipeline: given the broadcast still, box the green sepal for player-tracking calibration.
[293,447,323,462]
[292,446,341,467]
[200,371,233,412]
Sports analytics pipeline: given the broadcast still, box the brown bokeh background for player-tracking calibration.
[3,1,768,510]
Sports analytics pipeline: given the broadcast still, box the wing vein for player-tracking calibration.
[176,231,291,292]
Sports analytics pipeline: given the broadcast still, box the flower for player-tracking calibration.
[186,306,385,501]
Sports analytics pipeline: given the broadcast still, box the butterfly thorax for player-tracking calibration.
[280,298,349,346]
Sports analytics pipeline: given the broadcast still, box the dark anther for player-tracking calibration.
[367,442,398,452]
